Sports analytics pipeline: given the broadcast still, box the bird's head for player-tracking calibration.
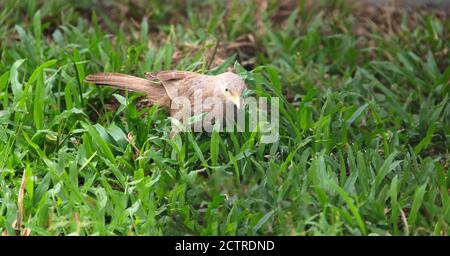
[215,72,246,109]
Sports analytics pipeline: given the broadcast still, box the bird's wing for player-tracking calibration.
[145,71,198,81]
[145,71,211,101]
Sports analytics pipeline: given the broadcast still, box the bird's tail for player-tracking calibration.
[84,72,170,108]
[84,72,156,92]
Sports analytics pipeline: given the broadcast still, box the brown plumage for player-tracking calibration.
[84,71,246,138]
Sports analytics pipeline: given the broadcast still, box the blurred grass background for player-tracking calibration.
[0,0,449,235]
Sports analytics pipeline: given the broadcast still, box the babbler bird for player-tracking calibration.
[84,71,246,138]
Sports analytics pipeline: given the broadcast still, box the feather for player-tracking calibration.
[84,72,171,108]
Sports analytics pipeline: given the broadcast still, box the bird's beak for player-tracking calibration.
[231,95,241,109]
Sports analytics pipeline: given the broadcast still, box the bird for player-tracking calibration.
[84,71,247,138]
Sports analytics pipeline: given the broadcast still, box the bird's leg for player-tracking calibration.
[169,127,178,139]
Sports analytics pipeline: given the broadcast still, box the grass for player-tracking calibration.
[0,0,449,236]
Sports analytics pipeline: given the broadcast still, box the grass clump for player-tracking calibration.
[0,0,448,235]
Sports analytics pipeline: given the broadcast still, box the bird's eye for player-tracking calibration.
[225,88,229,92]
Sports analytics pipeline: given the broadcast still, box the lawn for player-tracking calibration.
[0,0,448,236]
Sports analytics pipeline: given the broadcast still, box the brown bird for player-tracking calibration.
[84,71,246,138]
